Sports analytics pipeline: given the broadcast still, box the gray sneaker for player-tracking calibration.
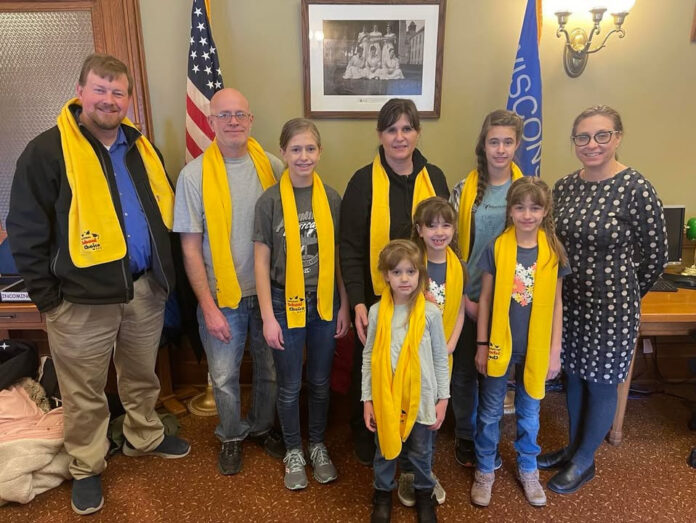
[432,473,446,505]
[309,442,338,484]
[397,472,415,507]
[518,468,546,506]
[283,449,308,490]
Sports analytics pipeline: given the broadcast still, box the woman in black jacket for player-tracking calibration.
[339,98,449,469]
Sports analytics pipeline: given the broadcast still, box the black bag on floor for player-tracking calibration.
[0,339,39,390]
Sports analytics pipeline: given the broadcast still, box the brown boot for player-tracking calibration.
[470,470,495,507]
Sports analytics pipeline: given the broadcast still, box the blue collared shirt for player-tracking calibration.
[108,127,151,274]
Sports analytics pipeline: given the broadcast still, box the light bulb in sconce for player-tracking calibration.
[683,217,696,276]
[605,0,636,14]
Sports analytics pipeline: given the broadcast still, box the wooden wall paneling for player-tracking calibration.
[0,0,152,138]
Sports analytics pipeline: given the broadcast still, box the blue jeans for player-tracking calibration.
[374,423,435,491]
[197,296,277,442]
[451,316,478,440]
[271,286,337,450]
[475,363,540,473]
[565,372,618,469]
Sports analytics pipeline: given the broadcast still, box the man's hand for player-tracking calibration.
[203,306,231,343]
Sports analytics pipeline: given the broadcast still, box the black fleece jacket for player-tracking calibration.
[339,146,449,310]
[6,105,175,312]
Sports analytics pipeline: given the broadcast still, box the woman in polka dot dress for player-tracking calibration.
[538,105,667,495]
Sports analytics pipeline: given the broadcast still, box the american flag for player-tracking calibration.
[185,0,224,163]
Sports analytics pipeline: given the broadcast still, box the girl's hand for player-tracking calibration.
[363,401,377,432]
[263,317,285,350]
[428,398,448,431]
[464,295,478,321]
[546,348,562,380]
[475,345,488,376]
[354,303,369,345]
[335,302,351,338]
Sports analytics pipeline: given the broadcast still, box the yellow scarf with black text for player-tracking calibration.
[487,226,557,400]
[371,291,425,460]
[279,170,335,328]
[57,98,173,268]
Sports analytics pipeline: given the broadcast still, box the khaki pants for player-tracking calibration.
[46,273,167,479]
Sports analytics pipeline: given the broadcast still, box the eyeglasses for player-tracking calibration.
[211,111,251,122]
[571,130,619,146]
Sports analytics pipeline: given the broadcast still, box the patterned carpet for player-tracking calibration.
[3,387,696,522]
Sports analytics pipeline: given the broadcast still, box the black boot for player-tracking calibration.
[414,488,437,523]
[547,461,595,494]
[537,447,570,470]
[371,489,392,523]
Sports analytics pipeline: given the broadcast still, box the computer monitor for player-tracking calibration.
[663,205,685,265]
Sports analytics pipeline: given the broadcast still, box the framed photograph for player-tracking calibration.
[301,0,447,119]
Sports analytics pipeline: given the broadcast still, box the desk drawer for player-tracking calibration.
[0,309,43,323]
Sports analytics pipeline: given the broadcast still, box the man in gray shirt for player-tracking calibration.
[173,88,284,475]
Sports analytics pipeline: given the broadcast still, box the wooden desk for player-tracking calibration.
[0,301,186,416]
[608,288,696,445]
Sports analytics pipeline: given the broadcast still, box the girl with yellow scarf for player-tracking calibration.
[470,178,569,508]
[448,110,525,469]
[361,240,449,523]
[253,119,350,491]
[389,196,465,508]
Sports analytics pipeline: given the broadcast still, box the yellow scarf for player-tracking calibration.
[202,137,276,309]
[279,170,335,328]
[430,247,464,370]
[487,226,557,400]
[457,163,523,262]
[370,153,436,296]
[57,98,173,268]
[371,291,425,460]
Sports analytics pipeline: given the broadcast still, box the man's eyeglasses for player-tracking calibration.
[211,111,251,122]
[571,130,618,146]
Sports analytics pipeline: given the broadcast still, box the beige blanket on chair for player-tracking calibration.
[0,384,70,505]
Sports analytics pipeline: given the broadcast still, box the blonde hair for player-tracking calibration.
[378,240,427,309]
[279,118,321,150]
[505,177,568,267]
[410,197,460,258]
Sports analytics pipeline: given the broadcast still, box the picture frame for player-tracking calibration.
[301,0,447,119]
[691,3,696,42]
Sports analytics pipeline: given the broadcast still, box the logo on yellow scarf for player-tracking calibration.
[488,343,501,361]
[80,230,102,252]
[286,295,305,313]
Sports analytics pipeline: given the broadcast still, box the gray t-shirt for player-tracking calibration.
[173,151,284,299]
[252,182,342,289]
[479,242,571,363]
[450,178,511,301]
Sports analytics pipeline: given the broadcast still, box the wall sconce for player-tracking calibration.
[552,0,636,77]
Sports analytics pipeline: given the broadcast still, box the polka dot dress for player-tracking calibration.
[553,168,668,384]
